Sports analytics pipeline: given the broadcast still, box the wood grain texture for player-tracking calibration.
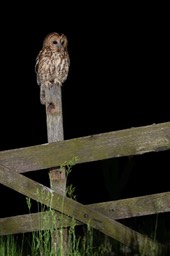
[0,192,169,236]
[45,84,67,253]
[90,192,170,219]
[45,85,64,142]
[0,165,164,255]
[0,122,169,173]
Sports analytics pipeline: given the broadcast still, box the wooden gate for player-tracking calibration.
[0,121,170,255]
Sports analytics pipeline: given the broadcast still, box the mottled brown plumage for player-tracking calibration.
[35,32,70,104]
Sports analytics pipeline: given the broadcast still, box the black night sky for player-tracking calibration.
[0,3,169,239]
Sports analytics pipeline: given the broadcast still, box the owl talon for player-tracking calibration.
[54,78,62,86]
[44,81,52,88]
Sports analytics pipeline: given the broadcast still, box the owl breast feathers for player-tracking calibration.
[35,32,70,104]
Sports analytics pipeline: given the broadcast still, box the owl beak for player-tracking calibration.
[58,43,64,51]
[58,43,62,49]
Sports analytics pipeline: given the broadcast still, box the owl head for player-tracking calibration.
[42,32,68,52]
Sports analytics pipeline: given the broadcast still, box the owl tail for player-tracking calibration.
[40,84,46,105]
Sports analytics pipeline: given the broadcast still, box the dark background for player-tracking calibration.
[0,3,169,225]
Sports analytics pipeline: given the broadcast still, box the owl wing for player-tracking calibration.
[35,52,42,86]
[35,50,48,105]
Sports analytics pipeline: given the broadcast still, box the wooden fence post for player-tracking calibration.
[45,84,67,255]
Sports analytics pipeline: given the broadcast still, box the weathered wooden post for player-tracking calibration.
[45,84,67,255]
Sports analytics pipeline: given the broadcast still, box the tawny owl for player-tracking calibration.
[35,32,70,104]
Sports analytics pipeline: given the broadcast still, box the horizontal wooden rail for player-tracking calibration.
[0,192,169,236]
[0,165,164,255]
[0,122,169,173]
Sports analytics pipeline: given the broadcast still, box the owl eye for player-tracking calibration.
[52,40,58,44]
